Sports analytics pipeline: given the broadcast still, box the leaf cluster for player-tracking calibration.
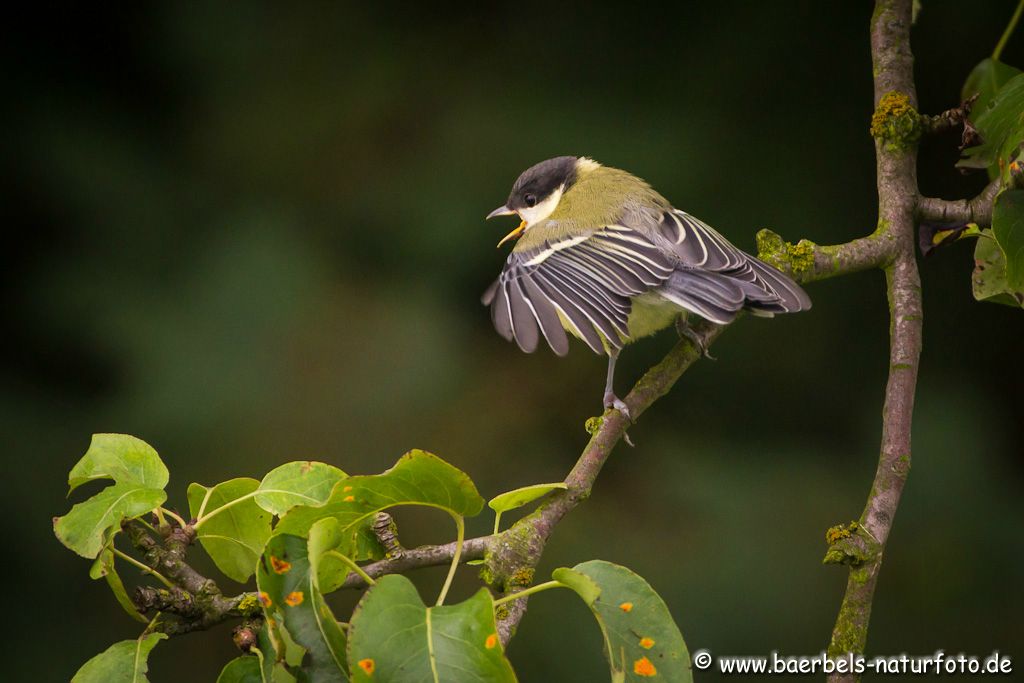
[57,435,694,682]
[958,55,1024,307]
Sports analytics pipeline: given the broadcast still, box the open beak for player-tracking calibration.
[486,205,516,220]
[496,221,527,248]
[486,205,526,248]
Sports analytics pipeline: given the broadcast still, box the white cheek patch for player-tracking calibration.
[519,185,564,227]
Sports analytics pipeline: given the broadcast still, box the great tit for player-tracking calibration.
[483,156,811,417]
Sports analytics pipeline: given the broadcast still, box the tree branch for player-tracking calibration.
[920,95,976,136]
[918,178,1000,225]
[124,520,261,636]
[756,227,895,282]
[340,536,491,588]
[824,3,923,679]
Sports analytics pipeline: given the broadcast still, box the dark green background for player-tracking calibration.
[6,2,1022,680]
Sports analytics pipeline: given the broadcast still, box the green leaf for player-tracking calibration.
[961,58,1022,115]
[306,517,351,594]
[68,434,169,494]
[217,656,263,683]
[555,560,692,683]
[189,478,272,583]
[973,229,1024,307]
[993,189,1024,289]
[552,566,601,604]
[255,461,347,517]
[55,483,167,558]
[71,632,167,683]
[488,482,567,513]
[275,450,483,556]
[257,533,349,682]
[255,619,299,683]
[960,73,1024,176]
[347,574,517,682]
[90,542,148,623]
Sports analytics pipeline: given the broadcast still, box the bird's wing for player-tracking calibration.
[483,224,675,355]
[657,209,811,313]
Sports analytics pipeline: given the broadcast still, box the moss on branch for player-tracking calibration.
[870,91,922,151]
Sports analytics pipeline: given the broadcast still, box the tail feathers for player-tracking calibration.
[657,270,748,324]
[658,255,811,324]
[746,257,812,313]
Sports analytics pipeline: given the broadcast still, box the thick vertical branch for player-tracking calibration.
[826,1,922,678]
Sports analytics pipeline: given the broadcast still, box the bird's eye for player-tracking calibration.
[524,194,537,208]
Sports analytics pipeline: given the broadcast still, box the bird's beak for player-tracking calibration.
[496,221,527,248]
[486,205,516,220]
[487,205,526,248]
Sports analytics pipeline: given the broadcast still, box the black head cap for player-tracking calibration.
[506,156,578,211]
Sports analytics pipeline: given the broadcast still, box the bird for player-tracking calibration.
[482,156,811,418]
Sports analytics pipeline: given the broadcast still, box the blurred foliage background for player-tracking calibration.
[5,2,1023,680]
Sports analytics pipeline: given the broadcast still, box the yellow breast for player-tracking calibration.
[555,292,681,352]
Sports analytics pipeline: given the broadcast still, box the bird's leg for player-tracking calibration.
[676,313,715,360]
[602,349,632,422]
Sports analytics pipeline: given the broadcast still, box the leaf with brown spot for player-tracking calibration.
[346,574,516,682]
[553,560,692,682]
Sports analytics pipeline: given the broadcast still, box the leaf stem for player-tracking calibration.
[195,486,215,520]
[492,580,564,607]
[193,491,259,529]
[436,514,464,606]
[160,507,188,529]
[153,507,167,528]
[993,0,1024,61]
[492,511,503,536]
[112,548,175,589]
[326,550,376,587]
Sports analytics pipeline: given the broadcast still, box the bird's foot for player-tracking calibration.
[676,318,715,360]
[600,393,635,446]
[603,392,632,422]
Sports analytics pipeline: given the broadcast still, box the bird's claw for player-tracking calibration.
[676,318,715,360]
[603,392,633,422]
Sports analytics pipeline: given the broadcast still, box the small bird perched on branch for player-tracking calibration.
[483,156,811,417]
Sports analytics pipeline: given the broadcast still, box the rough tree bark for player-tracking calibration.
[823,2,922,677]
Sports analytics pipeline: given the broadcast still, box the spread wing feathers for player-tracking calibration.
[658,210,812,314]
[485,226,676,354]
[483,212,812,355]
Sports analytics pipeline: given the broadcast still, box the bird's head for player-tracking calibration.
[488,156,598,247]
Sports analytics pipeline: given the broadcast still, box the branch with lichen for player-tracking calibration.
[822,2,921,680]
[755,225,893,283]
[122,518,261,638]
